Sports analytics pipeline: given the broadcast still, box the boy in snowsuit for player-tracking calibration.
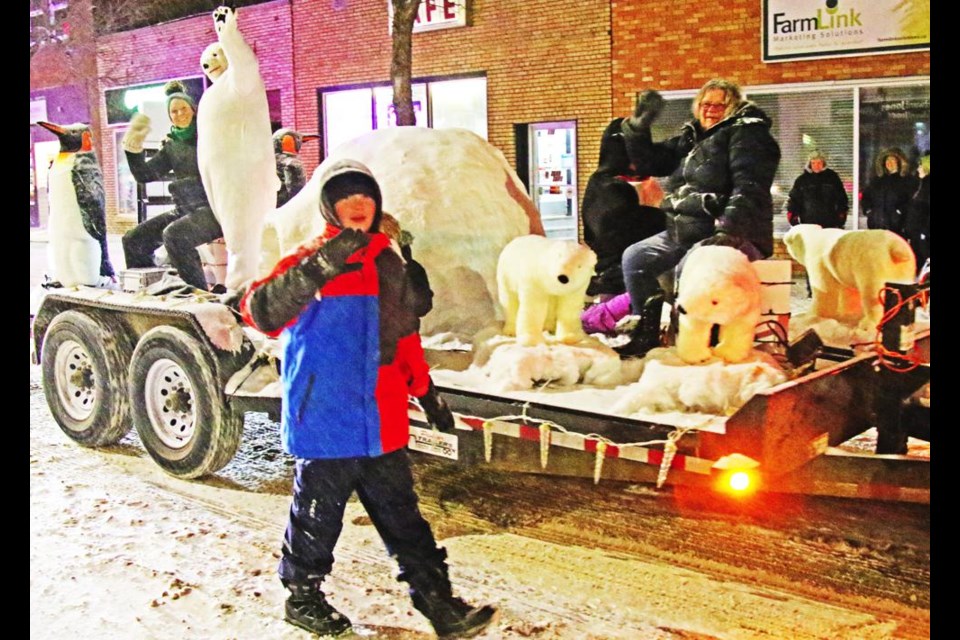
[240,160,497,639]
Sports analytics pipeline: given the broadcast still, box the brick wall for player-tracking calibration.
[291,0,613,215]
[611,0,930,114]
[95,0,293,233]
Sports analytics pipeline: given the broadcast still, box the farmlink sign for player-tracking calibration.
[762,0,929,63]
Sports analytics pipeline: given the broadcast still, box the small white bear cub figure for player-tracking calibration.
[782,224,916,333]
[675,245,762,364]
[497,235,597,347]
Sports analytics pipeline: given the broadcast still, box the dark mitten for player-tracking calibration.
[698,231,744,249]
[301,228,371,284]
[418,380,455,433]
[623,90,664,132]
[401,243,434,318]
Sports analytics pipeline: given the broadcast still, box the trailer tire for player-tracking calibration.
[41,309,134,446]
[129,326,242,479]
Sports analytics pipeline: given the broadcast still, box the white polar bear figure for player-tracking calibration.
[675,245,762,364]
[783,224,916,332]
[261,127,544,338]
[496,235,597,347]
[196,5,280,291]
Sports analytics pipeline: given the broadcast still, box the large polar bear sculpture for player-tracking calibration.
[261,127,545,338]
[197,5,280,291]
[496,235,597,347]
[783,224,916,332]
[675,245,762,364]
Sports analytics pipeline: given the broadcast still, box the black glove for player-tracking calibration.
[698,231,744,249]
[623,90,664,133]
[400,243,434,318]
[301,228,371,285]
[418,380,455,433]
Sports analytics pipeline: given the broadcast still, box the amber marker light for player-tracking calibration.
[712,453,761,498]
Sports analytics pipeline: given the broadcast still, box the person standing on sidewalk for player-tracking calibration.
[240,160,498,639]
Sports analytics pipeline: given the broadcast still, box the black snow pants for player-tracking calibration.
[121,205,223,291]
[279,449,449,590]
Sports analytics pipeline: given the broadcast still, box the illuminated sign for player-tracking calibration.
[762,0,929,63]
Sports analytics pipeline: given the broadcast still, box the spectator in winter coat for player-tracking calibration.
[273,128,318,207]
[582,117,666,301]
[240,160,497,639]
[862,147,915,238]
[786,150,849,228]
[904,150,930,273]
[120,80,224,291]
[581,78,781,357]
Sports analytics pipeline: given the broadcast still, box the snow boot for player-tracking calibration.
[401,566,498,639]
[581,292,633,335]
[614,292,665,359]
[283,583,353,637]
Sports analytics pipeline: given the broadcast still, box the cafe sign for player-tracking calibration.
[389,0,468,34]
[762,0,929,63]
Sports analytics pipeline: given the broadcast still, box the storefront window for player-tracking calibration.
[320,75,487,156]
[646,78,929,236]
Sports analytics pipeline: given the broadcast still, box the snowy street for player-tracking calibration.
[30,357,930,639]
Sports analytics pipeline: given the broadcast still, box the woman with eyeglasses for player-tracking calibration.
[580,78,781,357]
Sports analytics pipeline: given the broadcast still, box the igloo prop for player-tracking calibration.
[261,127,545,338]
[675,245,762,364]
[783,224,916,333]
[497,235,597,347]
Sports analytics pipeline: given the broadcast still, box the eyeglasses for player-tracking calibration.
[700,102,727,111]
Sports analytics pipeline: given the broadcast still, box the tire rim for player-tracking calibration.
[144,358,196,450]
[54,339,96,425]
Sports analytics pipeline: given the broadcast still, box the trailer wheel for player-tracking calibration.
[41,310,134,446]
[129,326,242,479]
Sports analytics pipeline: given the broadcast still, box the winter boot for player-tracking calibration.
[401,567,498,639]
[283,583,353,637]
[581,292,633,335]
[614,292,665,359]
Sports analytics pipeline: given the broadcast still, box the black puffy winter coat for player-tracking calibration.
[623,101,781,257]
[862,149,915,237]
[125,131,210,213]
[582,117,666,296]
[786,167,849,228]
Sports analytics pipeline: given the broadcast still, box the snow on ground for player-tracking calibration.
[30,364,913,640]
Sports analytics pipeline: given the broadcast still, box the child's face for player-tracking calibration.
[334,194,376,232]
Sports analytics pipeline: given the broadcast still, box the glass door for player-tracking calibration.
[529,121,577,240]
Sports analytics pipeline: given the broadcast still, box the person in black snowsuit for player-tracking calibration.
[273,128,317,207]
[582,117,666,300]
[120,80,224,291]
[862,147,915,238]
[904,151,930,273]
[581,78,781,357]
[786,150,849,229]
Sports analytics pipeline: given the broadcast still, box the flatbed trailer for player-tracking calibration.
[30,284,930,503]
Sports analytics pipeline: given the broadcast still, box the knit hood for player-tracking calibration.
[317,159,383,232]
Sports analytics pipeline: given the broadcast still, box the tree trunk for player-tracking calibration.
[390,0,420,126]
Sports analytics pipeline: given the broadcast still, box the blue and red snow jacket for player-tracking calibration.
[240,224,431,460]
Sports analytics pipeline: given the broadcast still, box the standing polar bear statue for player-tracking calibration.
[783,224,916,332]
[197,5,280,291]
[675,245,762,364]
[496,235,597,347]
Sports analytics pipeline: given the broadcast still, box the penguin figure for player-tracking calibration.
[196,5,281,291]
[36,121,115,288]
[273,128,318,207]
